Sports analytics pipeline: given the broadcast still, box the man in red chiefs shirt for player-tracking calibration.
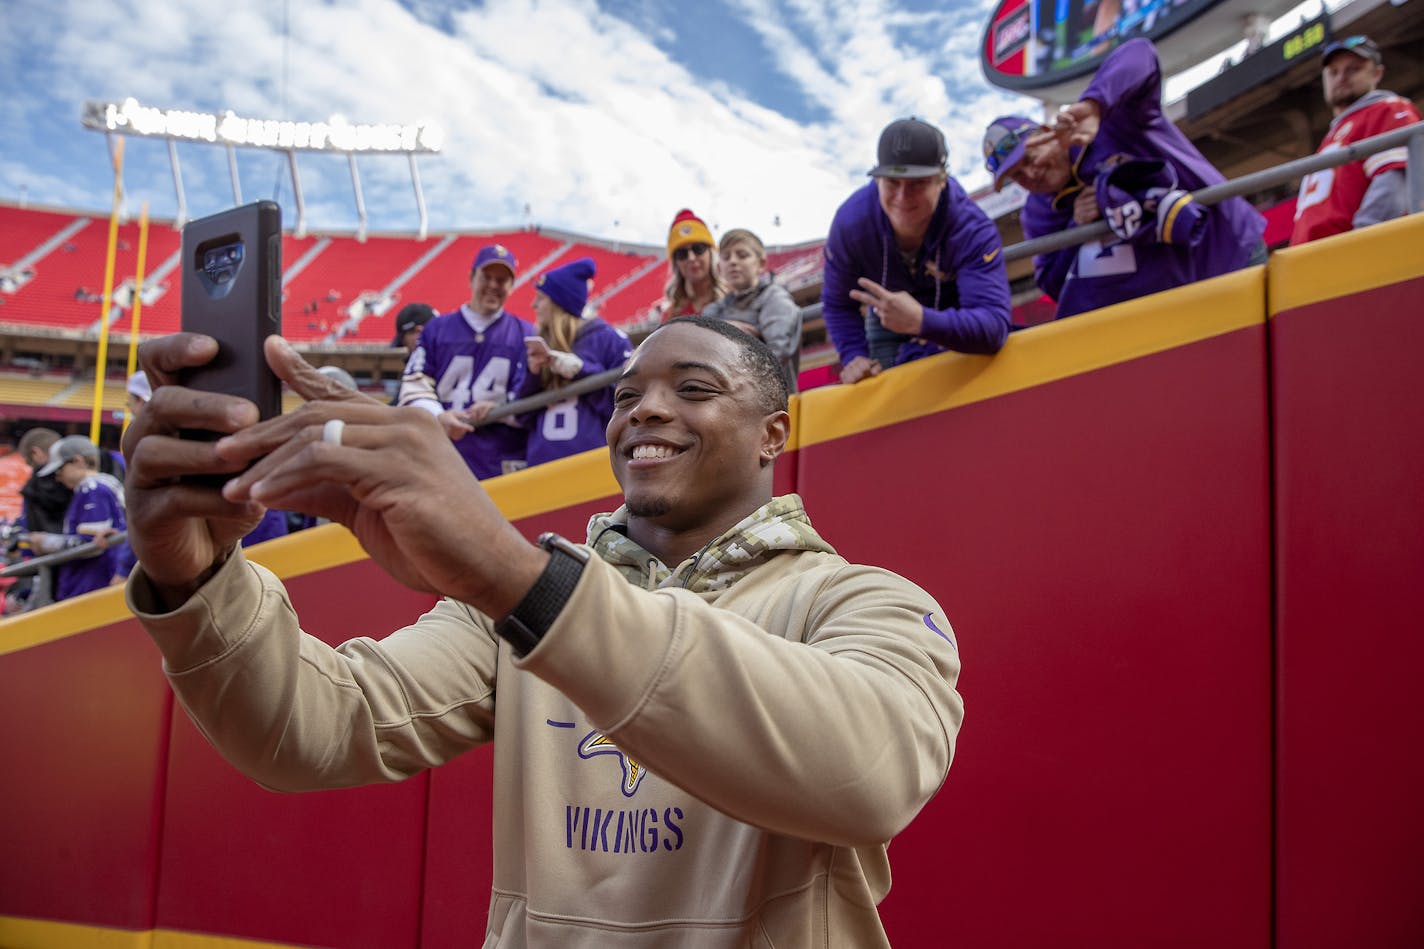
[1290,35,1422,246]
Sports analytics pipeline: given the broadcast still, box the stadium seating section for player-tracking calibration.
[0,203,826,345]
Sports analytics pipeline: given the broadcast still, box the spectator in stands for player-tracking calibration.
[823,117,1011,384]
[391,302,438,356]
[1290,36,1422,246]
[705,228,802,392]
[398,245,532,479]
[15,427,71,609]
[25,435,126,601]
[18,428,70,536]
[121,316,961,947]
[984,39,1266,321]
[662,209,725,317]
[511,257,633,467]
[389,302,438,405]
[126,370,150,422]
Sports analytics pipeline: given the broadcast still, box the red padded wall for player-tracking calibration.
[9,240,1424,947]
[1272,276,1424,949]
[798,328,1274,948]
[153,559,438,949]
[0,619,170,931]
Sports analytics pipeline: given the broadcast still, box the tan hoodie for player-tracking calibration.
[129,495,964,947]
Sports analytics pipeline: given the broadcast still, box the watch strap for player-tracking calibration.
[494,534,588,656]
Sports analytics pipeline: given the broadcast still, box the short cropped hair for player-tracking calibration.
[718,228,766,260]
[18,427,60,459]
[657,315,789,415]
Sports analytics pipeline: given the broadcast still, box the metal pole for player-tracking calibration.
[167,137,187,227]
[481,366,626,425]
[409,153,428,241]
[1408,125,1424,215]
[227,143,243,206]
[287,149,307,238]
[105,132,126,217]
[350,153,368,243]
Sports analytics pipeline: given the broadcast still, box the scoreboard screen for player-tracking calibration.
[983,0,1222,90]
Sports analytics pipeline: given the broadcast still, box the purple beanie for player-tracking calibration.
[536,257,597,317]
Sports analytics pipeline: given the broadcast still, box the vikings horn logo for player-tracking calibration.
[578,730,648,797]
[890,126,915,162]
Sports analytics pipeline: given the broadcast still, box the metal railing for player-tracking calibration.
[2,530,127,576]
[1,530,128,614]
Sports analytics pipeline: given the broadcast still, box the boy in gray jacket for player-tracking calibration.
[704,228,802,391]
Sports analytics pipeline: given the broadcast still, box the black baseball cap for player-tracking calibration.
[391,302,437,346]
[1322,35,1381,66]
[868,117,948,178]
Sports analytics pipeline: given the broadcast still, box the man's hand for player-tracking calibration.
[1073,187,1101,225]
[1053,100,1101,148]
[436,408,475,439]
[122,333,272,604]
[849,278,924,335]
[839,355,882,385]
[214,336,543,614]
[465,401,496,425]
[525,336,552,374]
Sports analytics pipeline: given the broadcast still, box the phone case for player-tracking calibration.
[178,200,283,422]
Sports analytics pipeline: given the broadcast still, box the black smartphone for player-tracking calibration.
[178,201,283,485]
[179,200,283,421]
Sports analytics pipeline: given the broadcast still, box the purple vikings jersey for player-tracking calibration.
[56,473,126,601]
[513,318,633,466]
[400,307,534,479]
[1024,39,1265,319]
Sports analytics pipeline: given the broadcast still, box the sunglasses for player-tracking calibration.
[984,127,1029,175]
[673,243,710,262]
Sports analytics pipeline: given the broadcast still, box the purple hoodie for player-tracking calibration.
[822,177,1010,366]
[1024,39,1266,319]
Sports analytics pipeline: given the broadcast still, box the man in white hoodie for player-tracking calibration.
[122,315,963,948]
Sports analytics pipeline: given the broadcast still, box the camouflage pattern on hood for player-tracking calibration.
[586,494,836,593]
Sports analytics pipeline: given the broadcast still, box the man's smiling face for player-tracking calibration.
[607,322,785,536]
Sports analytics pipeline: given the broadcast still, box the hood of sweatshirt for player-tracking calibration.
[586,493,836,593]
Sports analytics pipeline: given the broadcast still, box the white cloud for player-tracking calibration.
[1,0,1045,244]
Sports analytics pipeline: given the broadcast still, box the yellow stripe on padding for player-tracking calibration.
[0,525,371,656]
[152,928,304,949]
[1269,212,1424,315]
[798,264,1266,447]
[0,917,316,949]
[482,448,622,522]
[0,916,150,948]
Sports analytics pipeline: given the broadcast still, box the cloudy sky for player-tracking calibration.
[0,0,1318,246]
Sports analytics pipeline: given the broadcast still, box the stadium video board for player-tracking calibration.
[982,0,1223,90]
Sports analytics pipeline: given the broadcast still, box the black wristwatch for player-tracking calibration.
[494,532,590,657]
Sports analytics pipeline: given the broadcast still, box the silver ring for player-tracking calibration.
[322,418,346,447]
